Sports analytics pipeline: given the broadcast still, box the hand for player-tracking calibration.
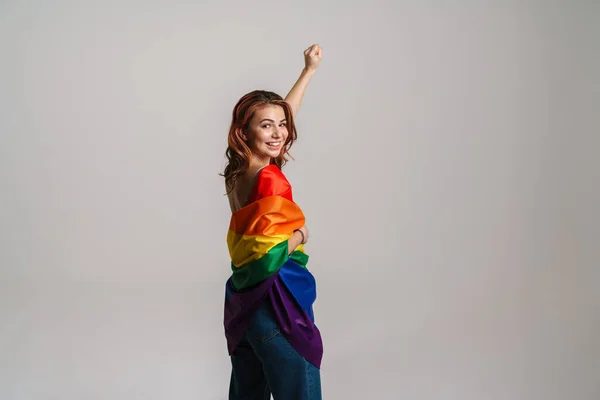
[298,225,309,244]
[303,44,322,72]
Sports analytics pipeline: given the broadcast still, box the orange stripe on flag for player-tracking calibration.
[229,196,305,237]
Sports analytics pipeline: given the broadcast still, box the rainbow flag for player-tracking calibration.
[223,165,323,369]
[226,178,309,290]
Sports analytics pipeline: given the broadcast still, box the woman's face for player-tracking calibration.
[246,104,288,162]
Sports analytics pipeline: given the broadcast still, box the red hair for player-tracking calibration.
[221,90,298,192]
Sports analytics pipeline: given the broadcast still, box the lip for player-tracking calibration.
[266,142,281,150]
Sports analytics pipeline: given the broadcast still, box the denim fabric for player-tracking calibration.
[229,301,322,400]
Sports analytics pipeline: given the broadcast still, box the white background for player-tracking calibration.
[1,0,599,399]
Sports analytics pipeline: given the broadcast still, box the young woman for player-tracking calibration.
[221,44,323,400]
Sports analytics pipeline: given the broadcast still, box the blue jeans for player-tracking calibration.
[228,301,322,400]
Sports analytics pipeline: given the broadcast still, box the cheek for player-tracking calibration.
[247,129,266,146]
[257,131,271,144]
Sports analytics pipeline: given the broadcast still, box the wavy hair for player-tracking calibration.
[221,90,298,192]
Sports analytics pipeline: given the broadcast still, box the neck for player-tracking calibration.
[249,154,271,170]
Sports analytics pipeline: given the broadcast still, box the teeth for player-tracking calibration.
[267,142,280,146]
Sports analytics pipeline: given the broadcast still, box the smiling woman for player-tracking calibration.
[222,91,298,213]
[252,108,288,155]
[219,44,323,400]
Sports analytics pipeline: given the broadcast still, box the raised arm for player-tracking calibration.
[284,44,322,117]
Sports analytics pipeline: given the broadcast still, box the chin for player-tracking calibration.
[261,149,281,159]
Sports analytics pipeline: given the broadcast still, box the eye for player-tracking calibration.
[262,124,271,129]
[279,122,287,127]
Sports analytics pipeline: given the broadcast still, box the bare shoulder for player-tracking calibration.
[227,170,260,212]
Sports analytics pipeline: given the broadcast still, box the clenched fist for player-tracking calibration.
[304,44,322,72]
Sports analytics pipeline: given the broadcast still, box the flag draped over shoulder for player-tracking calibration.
[223,164,323,369]
[226,165,309,290]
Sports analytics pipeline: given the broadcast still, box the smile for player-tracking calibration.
[266,142,281,149]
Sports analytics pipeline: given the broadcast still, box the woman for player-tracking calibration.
[221,44,323,400]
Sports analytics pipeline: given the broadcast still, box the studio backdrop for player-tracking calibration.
[1,1,598,399]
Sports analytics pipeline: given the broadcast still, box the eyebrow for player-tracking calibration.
[259,118,287,123]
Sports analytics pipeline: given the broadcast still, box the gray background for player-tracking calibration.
[1,1,599,399]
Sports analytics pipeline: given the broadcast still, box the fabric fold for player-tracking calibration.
[223,164,323,368]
